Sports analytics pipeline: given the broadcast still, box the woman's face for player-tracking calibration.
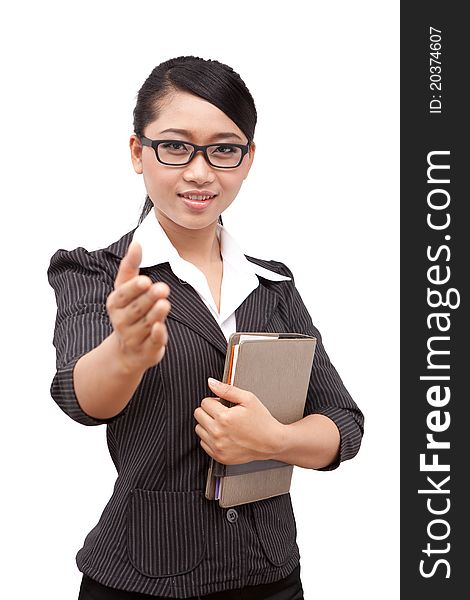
[130,90,256,231]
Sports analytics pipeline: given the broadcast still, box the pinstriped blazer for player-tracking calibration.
[47,225,364,598]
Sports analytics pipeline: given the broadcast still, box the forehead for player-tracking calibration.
[145,90,245,142]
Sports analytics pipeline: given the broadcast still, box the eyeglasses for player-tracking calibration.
[139,136,250,168]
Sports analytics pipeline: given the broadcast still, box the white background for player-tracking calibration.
[0,1,399,598]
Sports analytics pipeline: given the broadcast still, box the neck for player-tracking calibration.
[154,207,222,267]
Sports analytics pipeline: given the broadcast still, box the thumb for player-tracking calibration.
[114,240,142,289]
[208,378,246,404]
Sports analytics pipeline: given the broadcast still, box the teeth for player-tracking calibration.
[181,194,214,201]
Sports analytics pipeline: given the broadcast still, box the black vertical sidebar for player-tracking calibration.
[401,3,467,598]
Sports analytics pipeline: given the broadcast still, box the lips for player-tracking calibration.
[177,190,218,201]
[178,193,217,211]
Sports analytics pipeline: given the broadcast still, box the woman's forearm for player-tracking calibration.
[73,331,146,420]
[270,414,341,469]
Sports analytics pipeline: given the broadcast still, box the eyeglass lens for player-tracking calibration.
[157,142,242,167]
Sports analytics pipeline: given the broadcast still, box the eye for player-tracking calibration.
[160,142,188,152]
[213,145,236,154]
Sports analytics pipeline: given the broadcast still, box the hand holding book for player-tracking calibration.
[193,377,285,466]
[203,332,317,508]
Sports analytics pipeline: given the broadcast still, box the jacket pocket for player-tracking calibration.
[126,488,208,578]
[250,493,297,566]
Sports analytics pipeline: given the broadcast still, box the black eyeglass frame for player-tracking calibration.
[138,135,251,168]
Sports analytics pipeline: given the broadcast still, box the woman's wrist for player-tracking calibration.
[267,415,340,469]
[107,330,147,379]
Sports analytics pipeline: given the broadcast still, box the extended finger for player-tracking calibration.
[114,240,142,289]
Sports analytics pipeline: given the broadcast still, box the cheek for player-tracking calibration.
[221,172,245,192]
[143,164,178,197]
[223,174,245,197]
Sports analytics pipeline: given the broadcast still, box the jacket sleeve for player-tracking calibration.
[47,246,129,426]
[274,261,365,470]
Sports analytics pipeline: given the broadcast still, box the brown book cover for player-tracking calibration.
[205,332,317,507]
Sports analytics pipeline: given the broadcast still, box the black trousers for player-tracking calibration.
[78,563,304,600]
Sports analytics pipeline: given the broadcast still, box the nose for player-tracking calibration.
[183,151,215,184]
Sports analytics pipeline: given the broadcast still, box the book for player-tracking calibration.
[204,331,317,507]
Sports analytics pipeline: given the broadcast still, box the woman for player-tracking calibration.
[48,56,364,600]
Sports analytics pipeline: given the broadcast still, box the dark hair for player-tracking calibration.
[133,56,257,227]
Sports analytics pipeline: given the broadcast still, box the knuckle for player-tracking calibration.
[113,288,124,304]
[141,315,152,331]
[213,439,222,452]
[129,300,142,318]
[113,314,124,329]
[106,292,116,310]
[218,411,229,425]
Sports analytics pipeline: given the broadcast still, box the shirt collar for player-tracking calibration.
[132,209,291,282]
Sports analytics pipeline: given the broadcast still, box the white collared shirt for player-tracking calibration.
[131,210,291,342]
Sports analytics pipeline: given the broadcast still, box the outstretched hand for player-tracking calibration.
[106,240,171,374]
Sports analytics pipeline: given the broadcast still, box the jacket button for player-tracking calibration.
[226,508,238,523]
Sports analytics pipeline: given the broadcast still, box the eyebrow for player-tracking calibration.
[158,128,244,142]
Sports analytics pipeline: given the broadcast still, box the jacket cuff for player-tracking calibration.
[50,355,124,426]
[310,406,364,471]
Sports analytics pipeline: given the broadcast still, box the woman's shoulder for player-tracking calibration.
[47,227,137,284]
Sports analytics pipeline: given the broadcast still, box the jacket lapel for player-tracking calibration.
[234,280,280,336]
[145,263,280,357]
[147,263,229,356]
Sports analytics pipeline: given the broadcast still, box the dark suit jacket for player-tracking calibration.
[47,226,364,598]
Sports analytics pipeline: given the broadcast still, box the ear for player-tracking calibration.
[130,134,143,174]
[243,141,256,179]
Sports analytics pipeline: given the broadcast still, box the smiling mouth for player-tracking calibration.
[177,193,217,201]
